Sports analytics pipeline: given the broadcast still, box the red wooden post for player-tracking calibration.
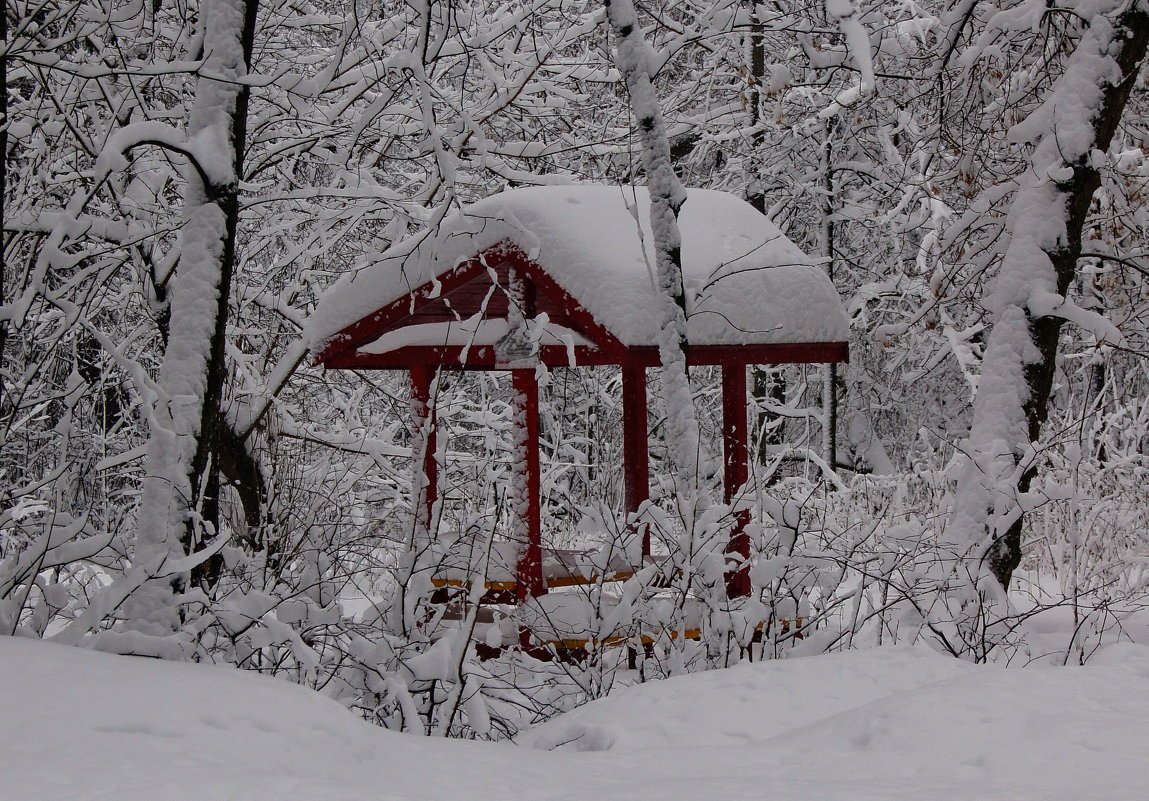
[722,364,751,599]
[621,363,651,557]
[512,368,545,601]
[410,365,438,535]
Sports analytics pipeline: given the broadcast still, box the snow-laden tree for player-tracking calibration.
[3,0,1149,715]
[948,1,1149,593]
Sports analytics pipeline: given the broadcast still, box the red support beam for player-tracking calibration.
[722,364,749,502]
[410,365,438,535]
[324,341,848,371]
[621,364,651,557]
[722,364,751,599]
[512,368,545,601]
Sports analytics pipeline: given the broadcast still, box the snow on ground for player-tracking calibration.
[4,636,1149,800]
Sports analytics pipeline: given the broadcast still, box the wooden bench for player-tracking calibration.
[428,542,669,604]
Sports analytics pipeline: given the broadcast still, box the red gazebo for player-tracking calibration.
[310,185,848,607]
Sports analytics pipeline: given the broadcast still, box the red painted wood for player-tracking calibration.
[621,364,651,557]
[722,364,749,503]
[521,267,537,318]
[722,364,751,599]
[316,256,490,365]
[325,341,848,370]
[621,342,848,367]
[512,369,545,600]
[502,248,629,363]
[724,512,752,600]
[410,365,438,534]
[317,241,632,367]
[325,344,607,370]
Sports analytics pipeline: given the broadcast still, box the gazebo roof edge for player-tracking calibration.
[309,185,851,367]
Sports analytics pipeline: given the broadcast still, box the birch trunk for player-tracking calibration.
[604,0,702,498]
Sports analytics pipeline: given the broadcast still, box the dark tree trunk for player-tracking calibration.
[187,0,261,589]
[986,6,1149,590]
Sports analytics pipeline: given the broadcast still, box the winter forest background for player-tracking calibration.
[3,0,1149,740]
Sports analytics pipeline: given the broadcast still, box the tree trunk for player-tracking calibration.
[955,3,1149,592]
[605,0,701,494]
[129,0,260,629]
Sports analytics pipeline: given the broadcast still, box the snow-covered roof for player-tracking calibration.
[308,185,848,355]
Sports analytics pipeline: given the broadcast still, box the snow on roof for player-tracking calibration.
[308,185,849,354]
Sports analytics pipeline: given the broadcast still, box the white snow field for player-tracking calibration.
[4,635,1149,800]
